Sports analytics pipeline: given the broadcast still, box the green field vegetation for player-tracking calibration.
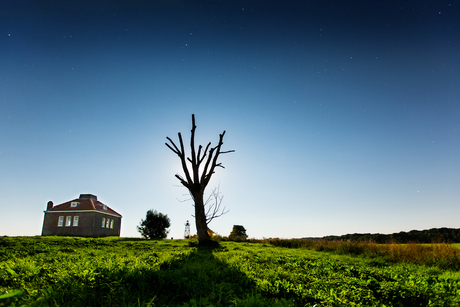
[1,237,460,306]
[260,238,460,271]
[321,228,460,244]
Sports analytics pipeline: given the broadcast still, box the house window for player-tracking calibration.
[103,205,107,210]
[58,216,64,227]
[102,217,106,228]
[73,216,79,227]
[106,218,110,228]
[71,202,80,207]
[65,216,72,226]
[110,219,114,229]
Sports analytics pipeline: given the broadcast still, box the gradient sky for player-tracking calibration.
[1,1,459,239]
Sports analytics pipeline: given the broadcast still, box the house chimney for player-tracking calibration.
[47,201,53,210]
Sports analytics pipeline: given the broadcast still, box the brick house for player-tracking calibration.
[41,194,122,237]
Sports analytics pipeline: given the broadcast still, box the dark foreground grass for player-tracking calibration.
[1,236,460,306]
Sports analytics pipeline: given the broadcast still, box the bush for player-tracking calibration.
[228,225,248,242]
[137,210,170,239]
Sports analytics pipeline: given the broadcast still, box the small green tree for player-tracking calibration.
[229,225,248,242]
[137,210,171,239]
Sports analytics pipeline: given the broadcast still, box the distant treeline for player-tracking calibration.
[322,227,460,244]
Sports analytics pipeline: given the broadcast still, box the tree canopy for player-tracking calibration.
[229,225,248,242]
[137,210,171,239]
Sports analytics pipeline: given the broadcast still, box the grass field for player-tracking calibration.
[261,238,460,271]
[1,237,460,306]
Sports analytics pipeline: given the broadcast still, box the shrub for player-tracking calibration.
[137,210,170,239]
[229,225,248,242]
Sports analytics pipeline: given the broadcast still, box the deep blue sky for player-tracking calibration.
[1,1,459,239]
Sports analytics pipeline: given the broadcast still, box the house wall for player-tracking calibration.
[91,213,122,237]
[42,211,121,237]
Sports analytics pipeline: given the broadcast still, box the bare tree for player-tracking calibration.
[193,186,228,226]
[166,114,234,242]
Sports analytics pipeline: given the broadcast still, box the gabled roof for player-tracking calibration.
[47,197,122,217]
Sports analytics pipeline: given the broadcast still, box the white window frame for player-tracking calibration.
[58,216,64,227]
[65,216,72,227]
[106,218,110,228]
[110,219,114,229]
[102,217,105,228]
[70,202,79,208]
[73,216,79,227]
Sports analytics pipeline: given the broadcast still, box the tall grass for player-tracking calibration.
[259,238,460,270]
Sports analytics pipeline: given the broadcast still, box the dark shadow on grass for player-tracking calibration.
[152,245,256,305]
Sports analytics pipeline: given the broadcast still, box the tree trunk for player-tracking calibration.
[193,191,211,241]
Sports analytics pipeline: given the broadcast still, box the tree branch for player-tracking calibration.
[165,137,180,155]
[200,146,216,185]
[203,132,229,187]
[175,174,191,189]
[165,131,194,188]
[196,145,203,166]
[178,132,193,185]
[204,186,229,224]
[190,114,200,184]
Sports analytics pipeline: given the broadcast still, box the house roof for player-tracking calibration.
[47,197,122,217]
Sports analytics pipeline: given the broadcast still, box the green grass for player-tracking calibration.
[1,236,460,306]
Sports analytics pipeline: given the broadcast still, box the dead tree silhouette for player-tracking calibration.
[166,114,234,243]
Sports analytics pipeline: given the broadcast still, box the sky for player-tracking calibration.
[1,0,459,239]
